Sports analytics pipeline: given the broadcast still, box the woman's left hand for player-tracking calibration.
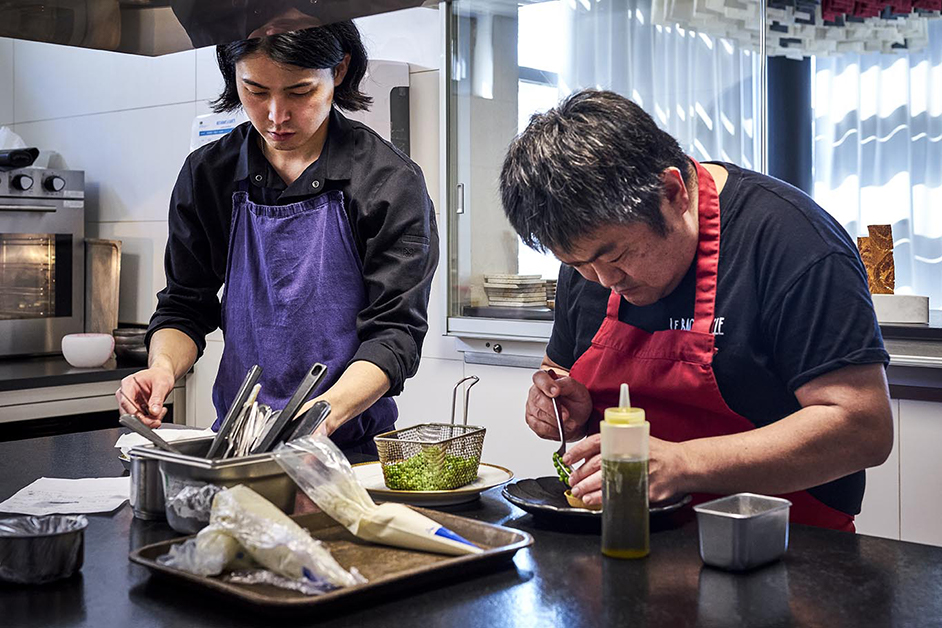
[564,435,692,507]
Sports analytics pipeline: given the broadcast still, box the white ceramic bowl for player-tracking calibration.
[61,333,115,368]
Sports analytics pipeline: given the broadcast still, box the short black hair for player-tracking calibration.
[211,22,372,114]
[500,89,692,254]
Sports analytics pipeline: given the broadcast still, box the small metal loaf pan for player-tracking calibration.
[133,437,296,534]
[693,493,791,571]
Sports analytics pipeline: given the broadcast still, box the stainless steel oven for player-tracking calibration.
[0,168,85,357]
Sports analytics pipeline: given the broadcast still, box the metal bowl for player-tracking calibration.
[114,344,148,366]
[112,327,147,338]
[0,515,88,584]
[113,327,148,365]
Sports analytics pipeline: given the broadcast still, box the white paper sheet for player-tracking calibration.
[0,477,131,516]
[115,427,216,456]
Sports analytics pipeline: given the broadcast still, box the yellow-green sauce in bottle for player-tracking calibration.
[601,384,650,559]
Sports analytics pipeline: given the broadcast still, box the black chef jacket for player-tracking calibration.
[147,108,439,396]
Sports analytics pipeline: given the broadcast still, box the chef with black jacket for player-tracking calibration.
[116,23,438,455]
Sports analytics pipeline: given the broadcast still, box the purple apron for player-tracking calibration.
[211,182,397,454]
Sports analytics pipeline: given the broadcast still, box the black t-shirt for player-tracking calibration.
[147,108,439,397]
[547,163,889,516]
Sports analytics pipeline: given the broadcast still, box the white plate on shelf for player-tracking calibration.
[352,462,514,507]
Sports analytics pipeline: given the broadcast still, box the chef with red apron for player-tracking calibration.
[503,90,893,532]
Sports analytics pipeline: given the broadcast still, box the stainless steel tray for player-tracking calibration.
[129,507,533,613]
[131,437,286,479]
[131,437,296,534]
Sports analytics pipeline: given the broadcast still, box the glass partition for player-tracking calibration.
[445,0,763,336]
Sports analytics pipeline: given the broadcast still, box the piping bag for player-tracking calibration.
[274,435,483,556]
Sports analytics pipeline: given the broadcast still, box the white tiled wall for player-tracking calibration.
[195,47,224,104]
[13,43,195,123]
[14,103,196,223]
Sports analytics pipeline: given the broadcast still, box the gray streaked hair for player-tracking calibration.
[500,89,692,254]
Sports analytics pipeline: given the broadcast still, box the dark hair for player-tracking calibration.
[500,89,692,254]
[211,22,372,113]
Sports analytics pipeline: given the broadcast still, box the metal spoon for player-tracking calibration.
[546,369,566,455]
[119,414,182,454]
[547,369,572,483]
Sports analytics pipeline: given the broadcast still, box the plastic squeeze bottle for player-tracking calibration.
[601,383,650,559]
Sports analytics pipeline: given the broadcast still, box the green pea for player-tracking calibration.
[382,452,479,490]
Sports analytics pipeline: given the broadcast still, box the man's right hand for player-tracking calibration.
[526,369,593,442]
[116,366,175,428]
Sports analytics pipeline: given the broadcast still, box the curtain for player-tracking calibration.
[560,0,761,168]
[516,0,761,279]
[813,21,942,308]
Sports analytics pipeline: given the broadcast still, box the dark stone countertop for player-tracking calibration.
[881,310,942,341]
[3,428,942,627]
[0,356,142,392]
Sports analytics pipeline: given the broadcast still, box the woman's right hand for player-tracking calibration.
[525,369,593,442]
[115,366,175,428]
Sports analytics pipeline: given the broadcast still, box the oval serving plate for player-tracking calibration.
[502,476,692,520]
[352,461,514,507]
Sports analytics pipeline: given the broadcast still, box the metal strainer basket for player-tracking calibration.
[374,376,485,491]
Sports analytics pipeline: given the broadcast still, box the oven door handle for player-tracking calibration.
[0,204,57,212]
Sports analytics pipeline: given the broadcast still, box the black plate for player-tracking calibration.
[502,477,691,520]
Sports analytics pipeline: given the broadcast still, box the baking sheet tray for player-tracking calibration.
[129,506,533,612]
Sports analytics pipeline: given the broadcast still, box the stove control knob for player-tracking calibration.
[11,174,33,191]
[44,175,66,192]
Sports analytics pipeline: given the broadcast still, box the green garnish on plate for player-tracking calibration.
[552,452,572,486]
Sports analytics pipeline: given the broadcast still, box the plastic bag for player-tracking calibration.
[157,526,250,577]
[209,485,364,588]
[163,481,222,532]
[157,485,364,592]
[225,569,337,595]
[0,127,26,150]
[274,435,483,556]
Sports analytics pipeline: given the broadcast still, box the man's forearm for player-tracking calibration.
[148,328,198,380]
[679,404,892,496]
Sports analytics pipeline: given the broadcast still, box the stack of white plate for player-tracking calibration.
[483,274,547,308]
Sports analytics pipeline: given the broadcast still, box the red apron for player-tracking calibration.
[568,160,855,532]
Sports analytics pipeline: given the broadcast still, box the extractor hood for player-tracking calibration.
[0,0,440,56]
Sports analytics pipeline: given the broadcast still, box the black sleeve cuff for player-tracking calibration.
[787,347,891,392]
[350,339,408,396]
[145,320,208,360]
